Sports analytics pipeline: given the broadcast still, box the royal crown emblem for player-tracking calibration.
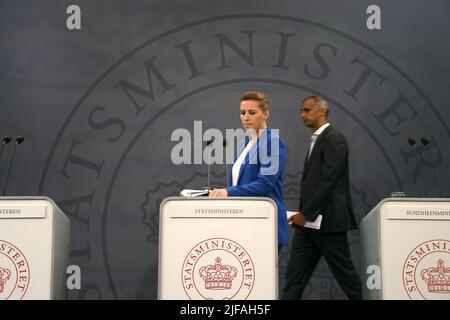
[421,259,450,293]
[0,266,11,293]
[199,257,238,290]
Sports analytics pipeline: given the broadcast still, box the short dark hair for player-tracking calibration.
[302,95,329,117]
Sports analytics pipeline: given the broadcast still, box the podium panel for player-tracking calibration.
[158,197,278,300]
[361,198,450,300]
[0,197,70,300]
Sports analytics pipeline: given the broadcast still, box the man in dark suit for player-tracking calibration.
[282,96,362,300]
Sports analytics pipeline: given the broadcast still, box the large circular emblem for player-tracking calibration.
[403,239,450,300]
[38,14,449,299]
[0,240,30,300]
[182,238,255,300]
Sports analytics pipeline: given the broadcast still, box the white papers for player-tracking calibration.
[180,189,209,197]
[287,211,323,230]
[305,214,322,229]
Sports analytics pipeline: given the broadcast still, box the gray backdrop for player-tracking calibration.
[1,0,449,300]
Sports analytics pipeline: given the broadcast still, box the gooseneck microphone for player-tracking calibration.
[407,136,436,197]
[223,139,229,188]
[0,136,12,164]
[420,136,438,196]
[205,138,214,192]
[2,136,24,196]
[420,137,429,146]
[204,138,229,192]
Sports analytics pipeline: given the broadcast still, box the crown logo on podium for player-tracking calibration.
[199,257,238,290]
[421,259,450,293]
[0,266,11,293]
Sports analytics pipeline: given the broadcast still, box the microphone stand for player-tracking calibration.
[207,146,211,192]
[223,139,229,188]
[0,136,12,164]
[204,139,213,193]
[3,136,24,196]
[420,137,439,197]
[406,137,427,197]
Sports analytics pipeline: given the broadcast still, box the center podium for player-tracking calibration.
[158,197,278,300]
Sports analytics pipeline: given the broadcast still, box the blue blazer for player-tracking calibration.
[226,129,288,246]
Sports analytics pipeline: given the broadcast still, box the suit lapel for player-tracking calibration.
[235,135,254,186]
[303,126,331,177]
[235,129,270,185]
[236,158,247,186]
[233,139,246,186]
[302,151,309,178]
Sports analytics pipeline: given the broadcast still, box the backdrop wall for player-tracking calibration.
[1,0,449,299]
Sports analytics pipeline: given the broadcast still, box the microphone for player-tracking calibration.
[407,138,416,146]
[420,137,429,146]
[2,136,24,196]
[407,136,435,197]
[420,136,438,196]
[203,138,228,192]
[206,138,214,146]
[0,136,12,165]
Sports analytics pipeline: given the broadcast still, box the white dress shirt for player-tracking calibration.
[232,136,257,186]
[307,122,330,160]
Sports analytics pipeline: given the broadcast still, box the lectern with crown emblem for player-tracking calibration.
[158,197,278,300]
[361,198,450,300]
[0,197,70,300]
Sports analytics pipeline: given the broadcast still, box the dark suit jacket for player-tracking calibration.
[300,125,357,233]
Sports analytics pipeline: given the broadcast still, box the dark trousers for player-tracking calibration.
[282,228,362,300]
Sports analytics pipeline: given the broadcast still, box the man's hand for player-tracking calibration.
[288,212,306,227]
[209,188,228,197]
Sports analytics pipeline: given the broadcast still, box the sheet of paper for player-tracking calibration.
[180,189,209,197]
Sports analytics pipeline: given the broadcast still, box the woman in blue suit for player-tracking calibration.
[209,91,288,247]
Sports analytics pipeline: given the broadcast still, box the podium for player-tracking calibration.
[361,198,450,300]
[158,197,278,300]
[0,196,70,300]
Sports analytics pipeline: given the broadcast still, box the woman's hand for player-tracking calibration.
[209,188,228,197]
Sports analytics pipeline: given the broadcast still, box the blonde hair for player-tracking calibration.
[241,91,270,112]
